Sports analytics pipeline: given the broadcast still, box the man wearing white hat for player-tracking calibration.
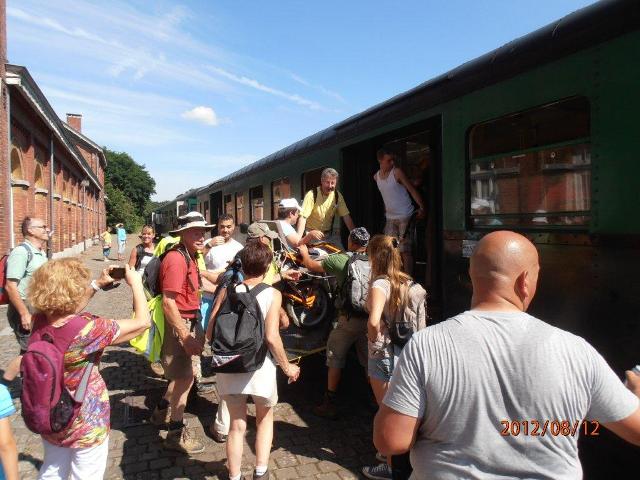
[150,211,214,454]
[277,198,323,249]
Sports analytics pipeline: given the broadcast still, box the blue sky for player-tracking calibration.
[8,0,596,201]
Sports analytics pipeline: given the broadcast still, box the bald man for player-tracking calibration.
[374,231,640,479]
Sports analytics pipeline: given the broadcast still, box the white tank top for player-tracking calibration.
[136,253,153,276]
[375,167,414,219]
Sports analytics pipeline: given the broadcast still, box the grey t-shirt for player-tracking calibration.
[383,310,639,480]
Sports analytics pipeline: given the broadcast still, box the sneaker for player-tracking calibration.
[312,394,338,419]
[149,362,165,377]
[196,381,216,394]
[253,469,269,479]
[375,452,387,463]
[209,423,228,443]
[164,425,205,454]
[362,463,392,480]
[150,406,170,426]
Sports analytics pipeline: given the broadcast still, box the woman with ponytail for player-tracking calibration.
[362,234,413,480]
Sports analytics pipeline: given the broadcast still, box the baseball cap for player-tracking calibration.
[278,198,302,211]
[349,227,370,247]
[247,222,278,239]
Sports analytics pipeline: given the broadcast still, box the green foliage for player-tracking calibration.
[104,149,156,217]
[103,148,157,231]
[105,183,140,231]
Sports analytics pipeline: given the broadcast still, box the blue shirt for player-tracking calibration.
[0,384,16,480]
[117,227,127,242]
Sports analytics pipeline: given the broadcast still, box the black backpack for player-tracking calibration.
[142,246,195,299]
[210,283,269,373]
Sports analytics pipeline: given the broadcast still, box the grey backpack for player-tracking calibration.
[336,252,370,314]
[389,281,428,347]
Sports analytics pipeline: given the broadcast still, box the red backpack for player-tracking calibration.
[20,313,97,435]
[0,243,34,305]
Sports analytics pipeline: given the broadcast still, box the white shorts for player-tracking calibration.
[38,436,109,480]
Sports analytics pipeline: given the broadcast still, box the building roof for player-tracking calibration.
[61,122,108,168]
[5,64,103,189]
[199,0,639,194]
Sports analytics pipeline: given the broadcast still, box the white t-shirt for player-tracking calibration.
[277,220,297,248]
[215,284,277,401]
[205,238,243,271]
[383,310,639,480]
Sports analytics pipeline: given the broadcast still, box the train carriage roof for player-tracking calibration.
[203,0,639,192]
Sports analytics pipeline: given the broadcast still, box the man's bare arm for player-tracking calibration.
[396,168,425,212]
[296,215,308,238]
[603,371,640,446]
[162,293,188,334]
[4,281,25,313]
[373,404,420,456]
[342,214,355,232]
[297,245,325,273]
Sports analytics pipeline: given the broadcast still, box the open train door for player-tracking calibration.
[341,116,443,320]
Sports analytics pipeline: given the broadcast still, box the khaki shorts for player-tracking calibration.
[384,216,412,254]
[161,316,204,380]
[326,313,368,369]
[222,390,278,408]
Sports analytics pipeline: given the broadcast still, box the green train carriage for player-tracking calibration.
[193,0,639,475]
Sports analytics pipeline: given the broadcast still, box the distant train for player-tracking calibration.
[157,1,640,475]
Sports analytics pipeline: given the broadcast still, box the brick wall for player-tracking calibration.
[0,0,8,254]
[5,91,105,256]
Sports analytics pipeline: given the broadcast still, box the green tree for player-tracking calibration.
[104,149,156,218]
[103,148,157,231]
[105,183,140,231]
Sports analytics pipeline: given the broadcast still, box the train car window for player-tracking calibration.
[301,166,327,196]
[250,186,264,222]
[271,178,291,219]
[235,192,246,225]
[468,97,591,228]
[224,194,233,216]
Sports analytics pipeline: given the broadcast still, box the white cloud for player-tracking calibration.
[208,66,326,111]
[181,106,220,126]
[290,73,346,104]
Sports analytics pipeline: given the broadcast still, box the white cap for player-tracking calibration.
[278,198,302,211]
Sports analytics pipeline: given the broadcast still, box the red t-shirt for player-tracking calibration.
[160,250,200,317]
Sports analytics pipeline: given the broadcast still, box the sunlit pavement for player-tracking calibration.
[0,237,376,479]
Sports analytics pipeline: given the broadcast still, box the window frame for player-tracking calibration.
[271,177,291,220]
[466,96,592,231]
[249,185,264,222]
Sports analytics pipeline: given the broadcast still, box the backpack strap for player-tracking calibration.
[16,243,34,275]
[234,283,269,314]
[134,244,144,271]
[312,187,341,233]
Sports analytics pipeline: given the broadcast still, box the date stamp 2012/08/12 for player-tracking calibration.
[500,420,600,437]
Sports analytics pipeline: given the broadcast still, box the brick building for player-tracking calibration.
[1,64,106,256]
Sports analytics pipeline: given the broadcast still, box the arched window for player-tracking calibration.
[10,147,24,180]
[34,163,45,188]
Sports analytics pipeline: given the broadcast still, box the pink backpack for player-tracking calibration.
[20,313,97,435]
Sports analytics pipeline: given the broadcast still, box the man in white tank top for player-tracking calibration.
[374,148,425,274]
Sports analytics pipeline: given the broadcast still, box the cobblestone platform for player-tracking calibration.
[0,237,377,479]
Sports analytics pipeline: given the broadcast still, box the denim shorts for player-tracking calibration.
[367,345,402,382]
[368,355,394,382]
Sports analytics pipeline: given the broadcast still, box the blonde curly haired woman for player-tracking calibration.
[27,259,149,480]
